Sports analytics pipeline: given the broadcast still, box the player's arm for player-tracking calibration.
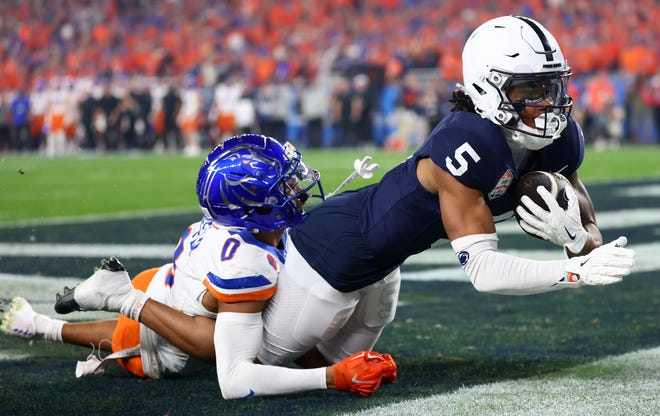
[210,295,396,399]
[418,157,496,239]
[420,159,635,294]
[137,298,216,362]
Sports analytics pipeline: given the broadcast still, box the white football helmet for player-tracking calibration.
[462,16,573,150]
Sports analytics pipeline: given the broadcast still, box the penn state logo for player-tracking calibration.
[458,250,470,266]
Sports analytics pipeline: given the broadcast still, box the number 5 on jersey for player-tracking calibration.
[445,142,481,176]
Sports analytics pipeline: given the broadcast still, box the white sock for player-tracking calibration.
[34,314,66,342]
[119,290,150,322]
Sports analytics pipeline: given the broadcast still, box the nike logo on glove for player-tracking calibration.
[564,226,576,240]
[580,258,590,267]
[352,375,374,384]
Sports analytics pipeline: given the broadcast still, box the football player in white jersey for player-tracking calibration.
[1,134,396,399]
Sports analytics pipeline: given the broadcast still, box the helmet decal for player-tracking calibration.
[516,16,555,63]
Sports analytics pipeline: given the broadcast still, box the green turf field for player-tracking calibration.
[1,145,659,223]
[0,145,659,415]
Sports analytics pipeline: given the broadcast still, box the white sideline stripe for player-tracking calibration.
[614,184,660,197]
[0,243,173,258]
[494,208,660,234]
[1,206,657,260]
[344,347,660,416]
[0,352,30,361]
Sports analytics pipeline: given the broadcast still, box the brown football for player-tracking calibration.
[514,171,572,232]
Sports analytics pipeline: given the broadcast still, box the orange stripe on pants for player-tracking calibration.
[111,267,160,378]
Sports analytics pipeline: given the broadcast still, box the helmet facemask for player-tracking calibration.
[491,70,573,149]
[263,141,324,228]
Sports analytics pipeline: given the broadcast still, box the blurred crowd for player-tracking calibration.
[0,0,659,156]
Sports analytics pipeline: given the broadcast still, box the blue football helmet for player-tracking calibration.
[196,134,324,231]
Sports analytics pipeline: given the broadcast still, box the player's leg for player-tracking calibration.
[57,259,217,363]
[317,268,401,363]
[258,238,360,367]
[62,319,118,350]
[1,296,117,348]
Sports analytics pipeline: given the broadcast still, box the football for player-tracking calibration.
[514,171,572,228]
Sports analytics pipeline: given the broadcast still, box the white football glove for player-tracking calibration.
[516,185,588,254]
[559,236,635,287]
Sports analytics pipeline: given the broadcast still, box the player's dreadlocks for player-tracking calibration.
[449,90,476,113]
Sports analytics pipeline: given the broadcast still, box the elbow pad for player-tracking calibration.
[451,233,566,295]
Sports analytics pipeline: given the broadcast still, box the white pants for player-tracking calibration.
[141,264,214,377]
[258,237,401,365]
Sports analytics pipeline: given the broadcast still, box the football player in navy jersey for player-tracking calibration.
[1,134,397,399]
[255,15,636,368]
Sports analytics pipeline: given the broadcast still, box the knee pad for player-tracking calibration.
[357,268,401,328]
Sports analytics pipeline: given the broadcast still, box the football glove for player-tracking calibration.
[332,351,397,397]
[516,185,588,254]
[560,236,635,287]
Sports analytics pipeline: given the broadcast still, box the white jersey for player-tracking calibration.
[148,216,285,319]
[132,216,286,378]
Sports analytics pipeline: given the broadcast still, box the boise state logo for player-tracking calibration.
[266,253,278,271]
[458,250,470,266]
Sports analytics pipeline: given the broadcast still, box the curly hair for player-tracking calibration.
[449,90,476,113]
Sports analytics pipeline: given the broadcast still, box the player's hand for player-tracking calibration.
[332,351,397,397]
[560,236,635,286]
[516,186,588,254]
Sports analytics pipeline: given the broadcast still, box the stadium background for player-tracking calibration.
[0,0,659,157]
[1,1,659,415]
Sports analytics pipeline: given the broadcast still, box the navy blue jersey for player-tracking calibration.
[292,111,584,292]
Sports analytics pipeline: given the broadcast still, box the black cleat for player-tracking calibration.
[54,286,79,314]
[53,257,125,314]
[102,257,126,272]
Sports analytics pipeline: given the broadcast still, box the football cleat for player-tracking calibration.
[332,351,397,397]
[55,257,132,314]
[1,297,39,339]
